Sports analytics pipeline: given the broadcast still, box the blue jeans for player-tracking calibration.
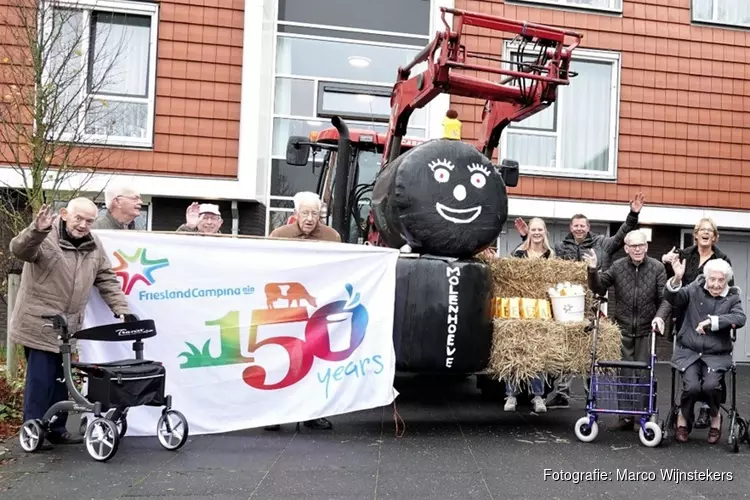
[23,347,69,435]
[507,377,544,397]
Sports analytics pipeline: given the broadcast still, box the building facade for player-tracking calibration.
[0,0,748,357]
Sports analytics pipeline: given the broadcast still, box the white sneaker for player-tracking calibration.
[532,396,547,413]
[504,396,517,412]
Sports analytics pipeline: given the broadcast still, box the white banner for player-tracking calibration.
[80,231,400,436]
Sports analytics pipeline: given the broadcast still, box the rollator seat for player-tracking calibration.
[72,359,158,372]
[595,360,651,370]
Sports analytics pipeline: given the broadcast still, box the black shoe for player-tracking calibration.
[303,418,333,430]
[46,431,83,445]
[546,393,570,409]
[263,425,281,431]
[694,407,711,429]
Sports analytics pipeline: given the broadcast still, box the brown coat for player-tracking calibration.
[269,222,342,242]
[92,210,135,230]
[10,219,131,353]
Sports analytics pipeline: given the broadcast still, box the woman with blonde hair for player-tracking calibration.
[512,217,555,259]
[504,217,553,413]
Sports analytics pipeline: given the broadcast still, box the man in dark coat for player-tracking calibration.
[586,229,671,430]
[664,258,745,443]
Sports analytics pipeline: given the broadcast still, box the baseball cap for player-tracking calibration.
[199,203,221,216]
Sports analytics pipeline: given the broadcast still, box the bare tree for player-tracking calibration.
[0,0,145,278]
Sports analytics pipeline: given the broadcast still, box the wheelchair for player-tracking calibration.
[18,314,189,462]
[663,323,750,452]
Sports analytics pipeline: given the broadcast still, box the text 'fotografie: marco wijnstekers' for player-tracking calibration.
[543,468,733,484]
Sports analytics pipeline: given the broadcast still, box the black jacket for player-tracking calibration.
[588,255,671,337]
[512,248,552,259]
[665,276,745,372]
[554,211,639,271]
[664,245,733,286]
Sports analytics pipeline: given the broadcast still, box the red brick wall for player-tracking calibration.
[454,0,750,210]
[0,0,244,178]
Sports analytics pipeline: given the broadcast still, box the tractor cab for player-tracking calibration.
[284,126,424,243]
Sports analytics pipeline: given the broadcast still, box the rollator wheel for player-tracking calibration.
[639,421,662,448]
[157,410,189,451]
[574,416,598,443]
[728,413,740,453]
[84,417,120,462]
[19,420,45,453]
[115,416,128,439]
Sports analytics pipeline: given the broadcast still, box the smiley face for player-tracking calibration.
[371,138,509,257]
[429,159,491,224]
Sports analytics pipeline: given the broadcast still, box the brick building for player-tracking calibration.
[0,0,748,359]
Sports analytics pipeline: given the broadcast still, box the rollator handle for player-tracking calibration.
[42,314,69,340]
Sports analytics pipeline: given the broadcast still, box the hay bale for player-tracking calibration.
[487,318,622,386]
[480,255,597,313]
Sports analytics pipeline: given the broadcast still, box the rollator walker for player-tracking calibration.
[662,322,749,452]
[18,314,189,462]
[574,296,665,447]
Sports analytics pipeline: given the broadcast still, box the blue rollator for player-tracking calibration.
[574,296,664,447]
[18,314,189,462]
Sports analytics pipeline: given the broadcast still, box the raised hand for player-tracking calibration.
[514,217,528,237]
[672,258,686,281]
[185,202,200,228]
[661,246,679,265]
[34,204,54,230]
[630,192,645,213]
[583,248,598,269]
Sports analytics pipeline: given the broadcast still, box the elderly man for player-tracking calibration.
[11,199,132,444]
[515,192,646,409]
[177,202,223,234]
[665,258,745,443]
[585,229,671,430]
[92,184,142,230]
[265,191,338,432]
[270,192,341,242]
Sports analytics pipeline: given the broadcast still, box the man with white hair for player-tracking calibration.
[269,191,341,242]
[584,229,671,431]
[91,184,142,230]
[10,198,132,445]
[177,202,223,234]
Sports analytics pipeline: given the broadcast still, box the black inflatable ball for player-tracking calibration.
[371,139,508,257]
[393,256,494,373]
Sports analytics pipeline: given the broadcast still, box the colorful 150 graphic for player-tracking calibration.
[178,283,368,390]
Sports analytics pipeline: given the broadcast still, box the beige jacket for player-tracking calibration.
[9,219,131,353]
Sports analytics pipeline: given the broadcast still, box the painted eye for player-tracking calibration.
[434,168,450,183]
[471,173,486,189]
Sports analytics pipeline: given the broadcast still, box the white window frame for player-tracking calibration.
[691,0,750,29]
[508,0,622,14]
[500,43,621,181]
[41,0,159,149]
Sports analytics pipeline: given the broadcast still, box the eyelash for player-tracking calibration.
[467,163,490,176]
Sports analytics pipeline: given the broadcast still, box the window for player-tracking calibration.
[501,45,621,180]
[692,0,750,28]
[268,2,432,233]
[42,0,158,148]
[511,0,622,12]
[278,0,431,36]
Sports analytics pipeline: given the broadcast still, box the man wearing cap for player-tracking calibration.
[177,202,223,234]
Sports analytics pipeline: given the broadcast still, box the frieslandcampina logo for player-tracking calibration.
[113,248,170,295]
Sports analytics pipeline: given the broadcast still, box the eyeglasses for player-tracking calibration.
[697,228,714,234]
[299,211,320,219]
[627,243,647,250]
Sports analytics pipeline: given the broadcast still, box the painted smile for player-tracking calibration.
[435,202,482,224]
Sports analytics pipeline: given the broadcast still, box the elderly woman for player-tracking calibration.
[665,258,745,444]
